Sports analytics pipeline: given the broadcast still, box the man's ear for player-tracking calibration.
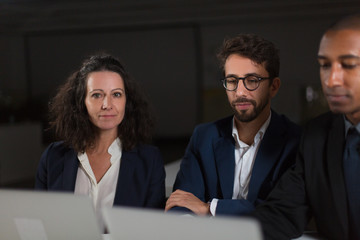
[270,77,281,98]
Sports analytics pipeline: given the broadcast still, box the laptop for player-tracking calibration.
[102,206,263,240]
[0,189,102,240]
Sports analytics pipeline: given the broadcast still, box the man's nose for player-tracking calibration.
[235,80,248,97]
[326,64,344,87]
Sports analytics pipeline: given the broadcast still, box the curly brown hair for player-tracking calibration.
[217,33,280,80]
[49,53,154,152]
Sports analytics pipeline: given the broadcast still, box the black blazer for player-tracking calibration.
[254,112,350,240]
[35,142,166,209]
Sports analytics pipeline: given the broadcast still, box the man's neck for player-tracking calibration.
[234,108,271,145]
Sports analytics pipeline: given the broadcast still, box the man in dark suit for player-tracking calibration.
[165,34,301,216]
[253,14,360,240]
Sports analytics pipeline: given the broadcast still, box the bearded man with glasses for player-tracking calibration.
[165,34,301,217]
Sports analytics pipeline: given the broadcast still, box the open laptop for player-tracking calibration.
[0,189,102,240]
[103,206,263,240]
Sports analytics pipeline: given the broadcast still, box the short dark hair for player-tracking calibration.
[217,33,280,79]
[327,13,360,32]
[49,53,154,152]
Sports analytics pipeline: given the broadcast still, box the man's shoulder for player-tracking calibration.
[306,111,341,131]
[300,112,343,145]
[193,115,233,135]
[270,111,301,136]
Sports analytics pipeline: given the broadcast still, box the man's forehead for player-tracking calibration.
[318,29,360,58]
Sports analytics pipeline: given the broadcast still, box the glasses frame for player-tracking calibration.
[220,75,272,91]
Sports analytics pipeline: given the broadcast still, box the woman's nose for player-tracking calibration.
[101,96,112,110]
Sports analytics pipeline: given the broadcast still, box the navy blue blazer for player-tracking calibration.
[35,142,165,209]
[172,111,301,216]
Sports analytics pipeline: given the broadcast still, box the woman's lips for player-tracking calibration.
[99,114,116,118]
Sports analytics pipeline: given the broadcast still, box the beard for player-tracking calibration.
[231,96,270,122]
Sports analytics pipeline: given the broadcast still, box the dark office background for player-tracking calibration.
[0,0,359,188]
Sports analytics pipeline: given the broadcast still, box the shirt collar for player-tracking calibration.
[108,138,122,164]
[77,137,122,165]
[343,115,360,137]
[232,112,271,147]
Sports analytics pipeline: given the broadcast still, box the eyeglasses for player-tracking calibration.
[221,75,271,91]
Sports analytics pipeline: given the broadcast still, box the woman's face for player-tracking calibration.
[85,71,126,135]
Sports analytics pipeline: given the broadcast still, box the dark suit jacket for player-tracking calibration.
[172,111,301,216]
[35,142,166,209]
[254,112,350,240]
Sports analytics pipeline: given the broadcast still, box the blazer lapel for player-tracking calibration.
[327,114,348,235]
[214,138,235,199]
[113,150,136,205]
[214,118,236,199]
[62,149,79,191]
[247,112,284,202]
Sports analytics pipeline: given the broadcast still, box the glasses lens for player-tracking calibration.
[224,77,238,91]
[244,75,260,90]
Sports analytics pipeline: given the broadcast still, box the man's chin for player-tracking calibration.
[234,112,257,122]
[328,104,349,114]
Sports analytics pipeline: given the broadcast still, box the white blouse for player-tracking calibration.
[74,138,122,231]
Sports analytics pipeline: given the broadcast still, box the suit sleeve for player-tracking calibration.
[169,128,208,213]
[215,199,255,215]
[253,137,311,240]
[34,143,54,189]
[145,148,166,209]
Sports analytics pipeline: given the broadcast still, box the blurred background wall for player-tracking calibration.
[0,0,358,187]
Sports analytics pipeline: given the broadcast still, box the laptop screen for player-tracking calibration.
[103,206,263,240]
[0,189,102,240]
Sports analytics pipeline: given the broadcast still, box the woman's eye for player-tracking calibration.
[113,92,122,97]
[91,93,102,98]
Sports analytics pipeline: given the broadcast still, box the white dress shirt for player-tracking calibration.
[74,138,122,231]
[210,113,271,216]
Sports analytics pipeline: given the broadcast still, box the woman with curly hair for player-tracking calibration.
[35,53,165,230]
